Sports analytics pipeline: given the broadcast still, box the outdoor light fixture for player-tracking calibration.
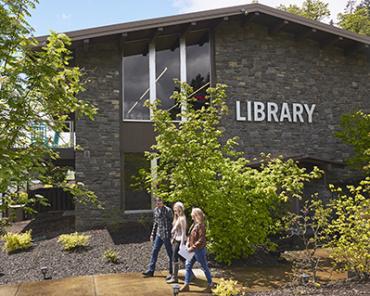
[172,283,180,296]
[301,273,310,286]
[40,267,51,280]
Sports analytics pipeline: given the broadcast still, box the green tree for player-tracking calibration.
[336,111,370,173]
[278,0,330,21]
[0,0,98,216]
[338,1,370,36]
[139,82,322,263]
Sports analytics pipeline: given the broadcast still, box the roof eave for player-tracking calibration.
[34,3,370,46]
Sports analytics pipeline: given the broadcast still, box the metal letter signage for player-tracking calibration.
[235,101,316,123]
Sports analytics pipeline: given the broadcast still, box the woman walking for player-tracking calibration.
[180,208,213,293]
[167,202,187,284]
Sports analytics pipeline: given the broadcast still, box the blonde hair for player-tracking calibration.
[173,202,185,225]
[191,208,205,224]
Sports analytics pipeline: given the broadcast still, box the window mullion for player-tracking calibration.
[180,37,187,121]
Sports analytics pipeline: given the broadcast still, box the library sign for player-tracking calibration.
[235,101,316,123]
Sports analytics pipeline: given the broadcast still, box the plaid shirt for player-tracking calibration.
[151,206,173,240]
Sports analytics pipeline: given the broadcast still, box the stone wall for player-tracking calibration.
[74,37,122,230]
[215,20,369,176]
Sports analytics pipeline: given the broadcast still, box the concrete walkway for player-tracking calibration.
[0,270,212,296]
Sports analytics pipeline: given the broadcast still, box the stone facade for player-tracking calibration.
[215,20,369,182]
[74,36,122,230]
[73,21,369,229]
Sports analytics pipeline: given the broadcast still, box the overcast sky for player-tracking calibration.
[29,0,349,36]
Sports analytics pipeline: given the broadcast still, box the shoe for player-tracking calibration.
[179,284,190,293]
[166,276,178,284]
[165,274,172,281]
[142,270,154,277]
[203,286,212,293]
[166,262,179,284]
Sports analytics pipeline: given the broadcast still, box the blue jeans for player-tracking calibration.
[184,248,212,285]
[148,235,173,274]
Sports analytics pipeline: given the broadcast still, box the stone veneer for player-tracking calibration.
[215,20,369,180]
[73,21,369,229]
[74,37,122,230]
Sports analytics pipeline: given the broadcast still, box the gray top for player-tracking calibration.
[151,206,173,240]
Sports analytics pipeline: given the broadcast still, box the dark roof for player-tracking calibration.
[35,3,370,51]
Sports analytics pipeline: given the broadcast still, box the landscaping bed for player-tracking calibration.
[0,228,170,285]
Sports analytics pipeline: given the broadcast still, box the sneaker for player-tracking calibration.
[179,284,190,292]
[166,276,178,284]
[142,270,154,277]
[165,274,172,281]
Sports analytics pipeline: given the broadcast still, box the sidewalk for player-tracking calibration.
[0,270,211,296]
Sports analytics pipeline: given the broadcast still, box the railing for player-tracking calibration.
[31,121,75,148]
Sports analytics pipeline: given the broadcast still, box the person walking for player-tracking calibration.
[180,208,214,293]
[142,197,173,279]
[166,202,187,284]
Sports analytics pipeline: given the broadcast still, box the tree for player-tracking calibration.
[278,0,330,21]
[0,0,98,217]
[336,111,370,173]
[338,1,370,36]
[138,82,322,263]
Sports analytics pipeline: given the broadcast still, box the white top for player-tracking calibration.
[171,216,187,243]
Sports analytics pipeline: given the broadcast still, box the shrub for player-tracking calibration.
[103,249,119,264]
[326,178,370,278]
[138,82,323,263]
[212,278,242,296]
[58,232,90,251]
[283,194,330,283]
[2,230,32,254]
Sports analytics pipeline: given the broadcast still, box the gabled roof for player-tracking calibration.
[36,3,370,52]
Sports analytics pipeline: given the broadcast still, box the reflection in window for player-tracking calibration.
[123,52,150,120]
[186,34,210,110]
[124,153,151,210]
[156,44,181,120]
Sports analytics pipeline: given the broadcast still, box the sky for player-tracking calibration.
[29,0,349,36]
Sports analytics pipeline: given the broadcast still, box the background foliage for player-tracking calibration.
[0,0,98,216]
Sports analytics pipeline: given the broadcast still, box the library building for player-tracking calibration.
[36,3,370,230]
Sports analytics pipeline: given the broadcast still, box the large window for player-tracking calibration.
[122,31,211,121]
[124,153,151,211]
[186,33,211,110]
[123,43,150,120]
[156,38,181,120]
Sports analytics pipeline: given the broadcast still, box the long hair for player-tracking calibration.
[191,208,205,224]
[173,202,185,226]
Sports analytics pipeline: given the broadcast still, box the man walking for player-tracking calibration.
[142,197,173,279]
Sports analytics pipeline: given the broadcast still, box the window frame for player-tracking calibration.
[121,32,211,122]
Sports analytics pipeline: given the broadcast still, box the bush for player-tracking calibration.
[326,178,370,278]
[139,82,323,263]
[2,230,32,254]
[212,278,242,296]
[58,232,90,251]
[103,249,119,264]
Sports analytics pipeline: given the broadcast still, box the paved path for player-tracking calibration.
[0,270,212,296]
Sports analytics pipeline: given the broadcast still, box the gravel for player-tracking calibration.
[247,282,370,296]
[0,229,170,285]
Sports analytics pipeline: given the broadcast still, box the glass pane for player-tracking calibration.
[124,153,151,210]
[156,44,181,120]
[186,33,210,110]
[123,53,150,120]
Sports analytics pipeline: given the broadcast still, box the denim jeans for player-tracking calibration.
[184,248,212,285]
[148,235,173,274]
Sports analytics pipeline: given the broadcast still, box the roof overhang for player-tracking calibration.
[35,3,370,54]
